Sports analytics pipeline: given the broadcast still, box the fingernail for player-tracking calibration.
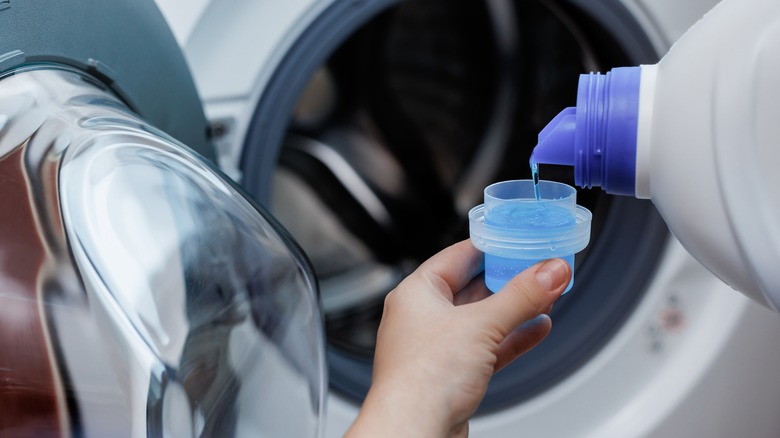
[536,259,569,291]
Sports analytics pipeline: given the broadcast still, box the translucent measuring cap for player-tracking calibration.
[469,180,592,293]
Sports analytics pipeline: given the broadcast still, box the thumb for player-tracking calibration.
[475,258,571,336]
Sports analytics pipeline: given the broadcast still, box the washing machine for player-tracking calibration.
[154,0,780,437]
[0,1,326,436]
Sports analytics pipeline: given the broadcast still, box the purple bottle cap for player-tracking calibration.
[531,66,641,196]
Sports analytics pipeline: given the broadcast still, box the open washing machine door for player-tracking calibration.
[171,0,780,436]
[0,2,326,437]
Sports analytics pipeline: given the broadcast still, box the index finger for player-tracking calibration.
[412,240,484,297]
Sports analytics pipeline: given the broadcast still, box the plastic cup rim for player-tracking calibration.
[484,179,576,205]
[468,203,593,257]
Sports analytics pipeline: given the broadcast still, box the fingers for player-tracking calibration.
[475,258,570,336]
[493,314,552,372]
[413,240,484,298]
[453,274,491,306]
[450,421,469,438]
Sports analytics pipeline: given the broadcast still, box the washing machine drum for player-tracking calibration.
[0,2,325,437]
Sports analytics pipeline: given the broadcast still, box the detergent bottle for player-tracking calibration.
[530,0,780,310]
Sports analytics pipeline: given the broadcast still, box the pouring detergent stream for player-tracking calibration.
[524,0,780,311]
[531,161,541,201]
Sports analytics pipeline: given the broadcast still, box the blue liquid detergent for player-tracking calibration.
[484,196,576,294]
[485,253,575,294]
[530,161,541,201]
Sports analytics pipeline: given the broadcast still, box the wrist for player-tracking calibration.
[346,380,452,438]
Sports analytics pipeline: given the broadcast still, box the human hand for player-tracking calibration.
[345,240,572,438]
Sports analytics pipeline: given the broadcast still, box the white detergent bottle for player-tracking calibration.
[530,0,780,310]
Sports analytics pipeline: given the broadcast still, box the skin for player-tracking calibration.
[345,240,571,438]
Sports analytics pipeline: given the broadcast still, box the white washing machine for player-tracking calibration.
[157,1,780,436]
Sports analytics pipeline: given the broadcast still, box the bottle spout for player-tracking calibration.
[530,67,641,195]
[531,107,576,166]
